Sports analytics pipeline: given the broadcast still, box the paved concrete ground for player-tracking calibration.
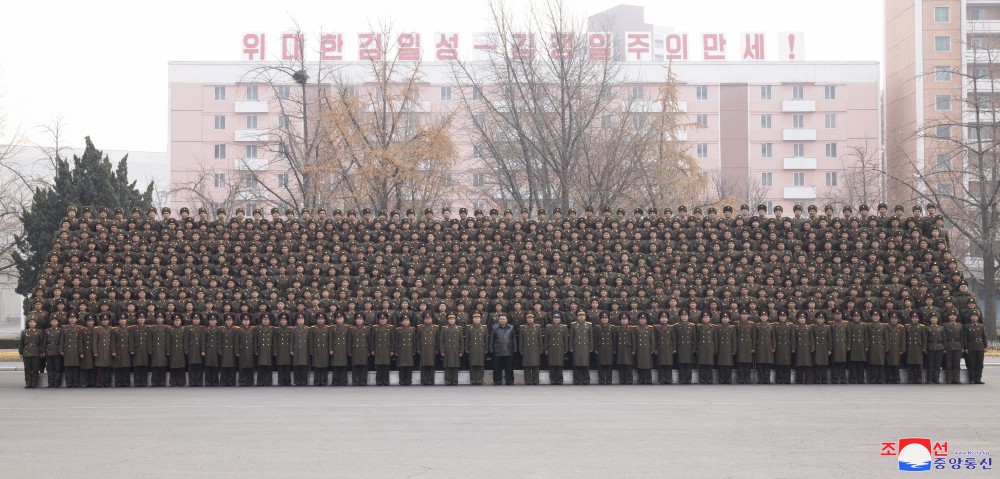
[0,370,997,479]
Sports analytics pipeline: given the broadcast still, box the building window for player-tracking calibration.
[245,86,258,101]
[278,173,289,188]
[824,85,836,100]
[277,85,291,100]
[472,86,484,100]
[825,171,837,187]
[632,85,644,100]
[760,114,772,129]
[632,116,644,132]
[277,143,288,158]
[937,184,954,196]
[472,172,485,188]
[792,85,804,100]
[696,86,708,100]
[761,143,772,158]
[936,125,951,139]
[214,115,226,130]
[934,6,949,22]
[793,114,804,129]
[760,85,772,100]
[473,115,485,130]
[696,143,709,158]
[760,172,773,187]
[935,66,951,81]
[213,144,226,159]
[696,114,708,127]
[935,95,951,111]
[246,115,258,129]
[213,173,226,188]
[971,36,989,50]
[279,115,288,129]
[970,9,987,21]
[441,86,452,101]
[824,114,837,129]
[793,171,805,187]
[793,143,805,157]
[601,115,612,128]
[472,144,483,158]
[934,36,951,52]
[245,145,258,158]
[825,143,837,158]
[766,201,774,215]
[935,154,950,172]
[214,86,226,101]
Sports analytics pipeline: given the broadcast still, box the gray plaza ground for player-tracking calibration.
[0,366,997,478]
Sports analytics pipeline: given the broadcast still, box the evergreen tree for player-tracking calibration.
[13,137,153,310]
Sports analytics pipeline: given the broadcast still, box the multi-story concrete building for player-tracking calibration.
[885,0,1000,203]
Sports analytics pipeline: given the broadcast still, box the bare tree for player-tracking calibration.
[888,37,1000,341]
[821,138,884,209]
[702,170,771,210]
[452,0,698,213]
[0,111,29,285]
[31,117,70,179]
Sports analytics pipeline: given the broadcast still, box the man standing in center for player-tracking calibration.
[615,314,635,385]
[290,314,310,386]
[633,313,655,385]
[518,313,542,385]
[309,314,331,386]
[394,315,417,385]
[569,311,594,385]
[372,313,395,386]
[438,314,464,385]
[488,314,516,385]
[655,312,676,384]
[465,313,489,385]
[595,312,616,385]
[543,312,568,385]
[349,313,372,386]
[416,313,439,385]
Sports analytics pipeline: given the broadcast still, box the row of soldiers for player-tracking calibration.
[19,305,988,388]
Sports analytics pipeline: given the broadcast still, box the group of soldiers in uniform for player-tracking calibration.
[18,201,990,387]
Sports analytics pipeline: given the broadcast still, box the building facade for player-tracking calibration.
[169,60,879,214]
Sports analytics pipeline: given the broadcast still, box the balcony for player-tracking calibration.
[781,100,815,112]
[625,100,663,113]
[967,20,1000,32]
[235,157,268,171]
[783,157,817,169]
[966,78,1000,93]
[783,186,817,199]
[235,101,268,113]
[782,128,816,141]
[235,129,268,142]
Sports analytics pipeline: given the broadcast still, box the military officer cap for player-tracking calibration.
[823,205,834,212]
[757,204,767,212]
[68,205,78,211]
[159,207,169,214]
[147,207,157,213]
[98,206,109,213]
[807,204,817,212]
[521,208,530,214]
[678,206,687,213]
[662,207,672,214]
[235,207,245,214]
[602,206,612,213]
[471,312,482,318]
[489,208,498,215]
[197,207,207,214]
[459,207,468,214]
[380,313,390,320]
[270,207,279,214]
[793,204,802,212]
[926,203,937,210]
[634,208,644,215]
[331,209,342,215]
[859,204,869,212]
[130,207,140,214]
[568,208,576,214]
[374,209,384,217]
[740,204,750,211]
[474,209,483,215]
[82,206,93,214]
[354,313,365,320]
[599,312,609,318]
[877,203,888,210]
[179,207,190,214]
[504,209,512,214]
[252,208,262,215]
[285,208,296,215]
[723,206,733,213]
[912,205,922,212]
[537,209,546,215]
[424,208,433,214]
[576,311,587,317]
[441,207,450,213]
[842,205,852,212]
[317,208,326,214]
[345,210,356,217]
[551,312,561,319]
[405,209,414,215]
[216,208,226,215]
[773,205,783,212]
[693,207,702,214]
[707,207,717,214]
[552,207,562,214]
[851,310,862,317]
[584,206,594,212]
[648,207,657,214]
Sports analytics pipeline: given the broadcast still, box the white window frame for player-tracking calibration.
[214,86,226,101]
[793,171,805,187]
[824,85,836,100]
[246,115,258,129]
[792,85,804,100]
[935,66,951,82]
[632,85,644,100]
[761,172,773,187]
[935,95,951,111]
[696,114,709,127]
[278,173,289,189]
[213,173,226,188]
[824,114,837,129]
[245,145,258,159]
[277,85,291,100]
[760,114,772,129]
[245,85,258,101]
[793,114,804,129]
[696,143,709,158]
[825,143,837,158]
[214,115,226,130]
[696,86,708,101]
[825,171,837,187]
[934,36,951,52]
[934,6,949,23]
[213,144,226,159]
[760,85,772,100]
[761,143,772,158]
[441,86,452,101]
[472,172,485,188]
[793,143,805,157]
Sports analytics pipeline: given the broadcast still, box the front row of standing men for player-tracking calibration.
[19,307,988,388]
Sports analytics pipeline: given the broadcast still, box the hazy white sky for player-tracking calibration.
[0,0,883,153]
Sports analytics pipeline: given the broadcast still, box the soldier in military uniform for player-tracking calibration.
[829,311,850,384]
[733,311,755,384]
[943,312,964,384]
[185,314,206,386]
[884,313,906,384]
[219,315,239,386]
[416,313,439,385]
[203,315,221,387]
[772,312,794,384]
[349,313,372,386]
[111,316,132,387]
[655,312,676,384]
[167,315,187,387]
[792,313,814,384]
[696,313,717,385]
[19,318,43,388]
[675,311,697,384]
[60,313,83,388]
[330,313,351,386]
[439,314,464,385]
[904,313,927,384]
[754,313,775,384]
[43,317,63,387]
[594,312,616,385]
[925,315,945,384]
[964,313,987,384]
[394,315,417,386]
[236,315,256,387]
[715,313,735,385]
[465,313,489,385]
[569,311,594,385]
[94,314,114,387]
[614,314,635,385]
[274,315,293,386]
[79,315,97,387]
[543,312,568,385]
[518,313,542,385]
[309,314,331,386]
[812,313,832,384]
[847,311,869,384]
[372,313,395,386]
[290,314,310,386]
